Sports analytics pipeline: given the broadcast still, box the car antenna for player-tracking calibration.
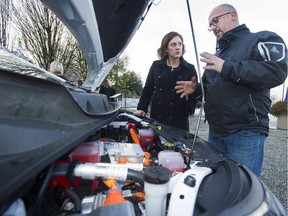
[185,0,206,169]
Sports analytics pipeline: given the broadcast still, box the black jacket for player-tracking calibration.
[137,57,201,131]
[99,85,116,101]
[203,24,287,137]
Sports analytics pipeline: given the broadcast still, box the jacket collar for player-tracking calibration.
[217,24,250,52]
[158,56,190,69]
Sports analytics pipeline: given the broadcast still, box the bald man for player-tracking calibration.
[176,4,287,176]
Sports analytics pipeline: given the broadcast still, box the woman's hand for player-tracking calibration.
[134,110,146,117]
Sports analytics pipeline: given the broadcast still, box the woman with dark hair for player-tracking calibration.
[134,31,200,131]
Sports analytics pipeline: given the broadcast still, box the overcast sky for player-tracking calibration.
[122,0,288,100]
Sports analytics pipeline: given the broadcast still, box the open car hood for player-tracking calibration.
[40,0,152,91]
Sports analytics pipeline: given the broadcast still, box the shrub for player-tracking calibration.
[269,100,288,117]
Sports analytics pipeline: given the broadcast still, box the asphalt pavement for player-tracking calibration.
[189,110,288,212]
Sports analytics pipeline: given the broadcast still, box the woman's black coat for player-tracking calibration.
[137,57,200,131]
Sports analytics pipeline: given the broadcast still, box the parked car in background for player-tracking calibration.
[0,0,285,215]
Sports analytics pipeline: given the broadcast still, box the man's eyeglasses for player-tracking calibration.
[208,12,232,32]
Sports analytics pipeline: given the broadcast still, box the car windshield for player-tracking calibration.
[0,48,67,84]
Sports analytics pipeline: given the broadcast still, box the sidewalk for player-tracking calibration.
[189,109,288,211]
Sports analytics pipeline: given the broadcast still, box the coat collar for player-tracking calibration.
[217,24,250,52]
[158,56,190,69]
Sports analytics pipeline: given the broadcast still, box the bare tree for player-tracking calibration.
[9,0,85,82]
[73,43,89,81]
[0,0,11,48]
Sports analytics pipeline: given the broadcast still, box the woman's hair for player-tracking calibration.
[50,60,64,75]
[157,31,185,59]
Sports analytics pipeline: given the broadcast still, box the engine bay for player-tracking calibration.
[3,112,259,216]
